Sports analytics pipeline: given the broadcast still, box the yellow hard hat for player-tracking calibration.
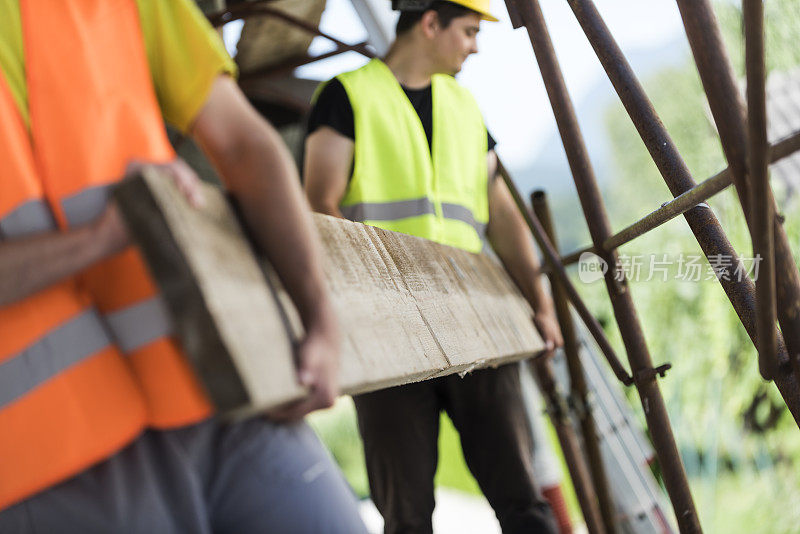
[449,0,498,21]
[392,0,499,22]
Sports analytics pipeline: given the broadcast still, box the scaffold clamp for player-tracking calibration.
[633,363,672,385]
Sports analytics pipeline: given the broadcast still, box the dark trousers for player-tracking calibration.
[354,363,558,534]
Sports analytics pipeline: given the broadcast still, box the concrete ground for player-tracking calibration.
[359,488,587,534]
[359,489,501,534]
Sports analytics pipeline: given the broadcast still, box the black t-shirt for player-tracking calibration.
[307,78,497,154]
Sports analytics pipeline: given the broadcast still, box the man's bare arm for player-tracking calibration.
[303,126,354,218]
[0,160,203,307]
[190,76,340,418]
[486,151,563,350]
[0,207,127,307]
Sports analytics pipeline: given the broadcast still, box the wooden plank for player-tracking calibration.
[115,170,545,415]
[115,169,302,417]
[312,217,451,393]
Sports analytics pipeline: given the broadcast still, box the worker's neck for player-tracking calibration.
[383,39,437,89]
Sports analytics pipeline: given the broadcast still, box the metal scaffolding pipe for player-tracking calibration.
[238,41,372,82]
[533,190,617,534]
[557,0,800,423]
[563,0,791,387]
[505,0,701,529]
[208,2,374,59]
[675,0,800,388]
[529,357,607,534]
[558,131,800,269]
[744,0,779,379]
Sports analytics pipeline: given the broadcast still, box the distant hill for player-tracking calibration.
[510,35,689,198]
[505,35,689,251]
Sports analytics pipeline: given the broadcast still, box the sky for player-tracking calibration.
[224,0,690,171]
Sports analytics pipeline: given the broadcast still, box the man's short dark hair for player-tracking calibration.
[395,1,477,36]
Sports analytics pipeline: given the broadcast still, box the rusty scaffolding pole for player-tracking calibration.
[529,356,606,534]
[505,0,701,530]
[560,0,800,424]
[557,130,800,268]
[498,161,634,528]
[744,0,779,380]
[208,1,375,83]
[497,161,632,386]
[533,191,617,534]
[675,0,800,387]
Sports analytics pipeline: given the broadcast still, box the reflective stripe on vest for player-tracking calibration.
[0,309,112,409]
[105,295,173,354]
[335,58,489,254]
[340,198,487,236]
[62,185,112,227]
[59,185,176,354]
[0,199,57,240]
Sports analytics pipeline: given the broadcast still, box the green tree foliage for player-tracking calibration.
[717,0,800,77]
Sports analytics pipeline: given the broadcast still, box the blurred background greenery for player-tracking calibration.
[596,1,800,531]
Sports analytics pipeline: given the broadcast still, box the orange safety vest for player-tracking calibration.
[0,0,212,510]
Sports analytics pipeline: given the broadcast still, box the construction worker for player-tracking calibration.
[303,0,564,532]
[0,0,367,532]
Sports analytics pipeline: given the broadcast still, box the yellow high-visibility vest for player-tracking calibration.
[335,58,489,253]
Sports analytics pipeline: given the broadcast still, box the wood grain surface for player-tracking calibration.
[115,169,545,415]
